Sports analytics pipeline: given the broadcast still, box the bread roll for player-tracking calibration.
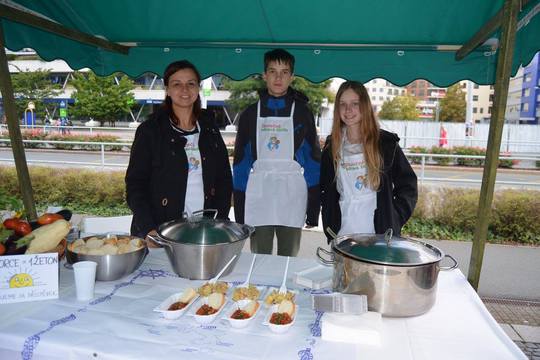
[208,292,225,310]
[243,300,259,316]
[86,238,104,249]
[277,299,295,317]
[179,288,196,303]
[101,244,118,255]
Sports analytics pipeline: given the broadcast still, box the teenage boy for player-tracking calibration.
[233,49,321,257]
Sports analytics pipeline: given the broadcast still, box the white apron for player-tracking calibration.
[244,101,307,227]
[183,124,204,215]
[337,144,377,236]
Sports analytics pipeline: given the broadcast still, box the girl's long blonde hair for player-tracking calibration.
[331,81,382,190]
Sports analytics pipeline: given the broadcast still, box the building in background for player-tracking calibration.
[365,79,406,114]
[519,52,540,124]
[405,80,446,119]
[459,81,494,123]
[506,67,524,124]
[3,50,233,127]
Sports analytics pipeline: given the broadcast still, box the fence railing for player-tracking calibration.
[404,152,540,187]
[0,138,538,187]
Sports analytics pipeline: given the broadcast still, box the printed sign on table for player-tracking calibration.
[0,253,59,304]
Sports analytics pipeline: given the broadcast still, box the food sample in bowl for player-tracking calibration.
[197,281,229,297]
[193,292,227,324]
[267,300,297,333]
[230,300,259,320]
[69,235,144,255]
[196,292,225,315]
[232,284,260,302]
[269,300,295,324]
[168,288,197,311]
[264,289,296,306]
[153,288,198,320]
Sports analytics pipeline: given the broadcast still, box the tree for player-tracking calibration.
[439,84,466,122]
[378,95,419,120]
[222,76,334,117]
[71,72,135,126]
[11,68,61,122]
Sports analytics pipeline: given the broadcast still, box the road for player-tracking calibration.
[0,148,539,188]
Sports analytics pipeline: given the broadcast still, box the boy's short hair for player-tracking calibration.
[264,49,295,73]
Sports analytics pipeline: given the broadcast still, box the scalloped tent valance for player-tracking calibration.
[2,0,540,86]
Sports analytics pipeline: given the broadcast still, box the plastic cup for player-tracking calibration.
[73,261,97,301]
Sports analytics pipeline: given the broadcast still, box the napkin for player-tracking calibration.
[321,311,382,346]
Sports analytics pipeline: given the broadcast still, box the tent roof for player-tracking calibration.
[2,1,540,86]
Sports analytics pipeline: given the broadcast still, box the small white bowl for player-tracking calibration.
[224,299,260,329]
[153,291,198,320]
[191,296,228,325]
[263,304,297,334]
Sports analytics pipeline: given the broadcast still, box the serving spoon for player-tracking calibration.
[239,254,257,288]
[209,254,237,284]
[278,256,290,294]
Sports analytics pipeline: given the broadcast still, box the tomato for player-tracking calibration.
[14,221,32,236]
[196,304,217,316]
[3,218,20,230]
[231,310,250,319]
[37,213,64,226]
[270,312,292,325]
[0,243,5,256]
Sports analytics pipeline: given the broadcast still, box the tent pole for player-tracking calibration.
[467,0,519,290]
[0,20,37,220]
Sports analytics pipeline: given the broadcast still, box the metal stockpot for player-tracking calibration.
[317,230,457,317]
[148,210,254,280]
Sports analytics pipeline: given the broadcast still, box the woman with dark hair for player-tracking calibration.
[126,60,232,243]
[320,81,417,241]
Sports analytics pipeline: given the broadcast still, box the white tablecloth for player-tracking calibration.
[0,250,526,360]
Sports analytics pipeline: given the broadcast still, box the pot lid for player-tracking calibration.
[333,230,443,266]
[158,210,250,245]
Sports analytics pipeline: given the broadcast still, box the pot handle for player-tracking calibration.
[440,254,458,271]
[146,233,171,248]
[191,209,218,219]
[316,246,335,266]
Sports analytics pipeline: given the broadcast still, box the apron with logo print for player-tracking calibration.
[183,124,204,215]
[245,101,307,227]
[337,143,377,236]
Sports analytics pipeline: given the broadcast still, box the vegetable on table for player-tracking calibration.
[16,219,70,254]
[37,213,64,226]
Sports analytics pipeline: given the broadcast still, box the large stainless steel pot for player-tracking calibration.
[148,210,254,280]
[317,230,457,317]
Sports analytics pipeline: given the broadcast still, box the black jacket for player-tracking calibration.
[232,88,321,226]
[320,130,417,241]
[125,108,232,238]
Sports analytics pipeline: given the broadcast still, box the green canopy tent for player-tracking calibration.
[0,0,539,289]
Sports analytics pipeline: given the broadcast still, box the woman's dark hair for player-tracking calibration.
[162,60,202,122]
